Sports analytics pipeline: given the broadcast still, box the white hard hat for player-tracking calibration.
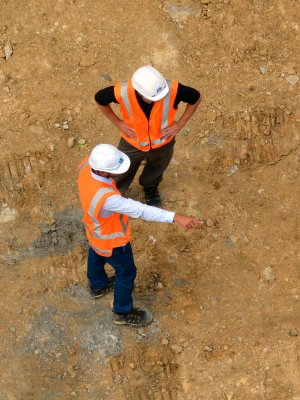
[89,144,130,174]
[132,66,169,101]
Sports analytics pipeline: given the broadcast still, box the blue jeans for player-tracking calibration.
[87,242,137,313]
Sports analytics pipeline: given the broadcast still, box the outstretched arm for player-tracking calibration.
[173,213,203,231]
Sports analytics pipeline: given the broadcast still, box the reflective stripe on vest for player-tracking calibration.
[161,80,172,129]
[88,188,129,239]
[121,81,132,118]
[90,243,111,256]
[77,160,89,176]
[119,80,172,147]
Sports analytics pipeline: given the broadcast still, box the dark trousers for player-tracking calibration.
[115,138,175,194]
[87,243,137,313]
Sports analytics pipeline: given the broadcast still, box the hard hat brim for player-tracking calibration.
[138,82,169,102]
[89,149,131,174]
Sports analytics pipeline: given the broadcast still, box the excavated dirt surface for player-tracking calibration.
[0,0,300,399]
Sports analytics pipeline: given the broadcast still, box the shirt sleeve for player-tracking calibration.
[95,86,119,106]
[174,83,200,108]
[100,194,175,223]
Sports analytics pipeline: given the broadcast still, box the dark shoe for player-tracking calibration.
[89,276,115,299]
[113,307,153,327]
[143,185,161,207]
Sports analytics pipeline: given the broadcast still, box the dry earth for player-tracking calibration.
[0,0,300,399]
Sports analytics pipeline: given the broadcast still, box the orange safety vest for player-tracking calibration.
[114,79,179,152]
[77,157,130,257]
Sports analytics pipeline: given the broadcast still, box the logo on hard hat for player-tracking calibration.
[119,157,124,164]
[156,87,162,93]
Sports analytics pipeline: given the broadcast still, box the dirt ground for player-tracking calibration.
[0,0,299,398]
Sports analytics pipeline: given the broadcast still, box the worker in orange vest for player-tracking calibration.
[95,66,201,206]
[77,144,203,327]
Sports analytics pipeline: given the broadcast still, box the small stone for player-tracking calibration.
[244,236,250,244]
[157,282,163,290]
[68,137,75,149]
[285,75,299,86]
[204,346,213,352]
[78,138,86,145]
[63,125,69,130]
[206,219,214,227]
[259,66,267,74]
[25,324,33,332]
[9,326,16,332]
[70,392,78,398]
[161,339,169,345]
[170,158,180,166]
[260,266,276,285]
[114,375,123,384]
[49,144,55,152]
[171,344,183,354]
[102,74,112,82]
[289,328,298,337]
[69,349,75,355]
[54,123,61,128]
[129,363,135,369]
[4,43,13,60]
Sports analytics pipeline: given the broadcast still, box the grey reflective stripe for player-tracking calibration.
[152,139,166,145]
[77,160,89,176]
[160,80,172,130]
[121,81,132,118]
[140,142,149,147]
[90,244,111,255]
[119,213,129,233]
[88,187,128,240]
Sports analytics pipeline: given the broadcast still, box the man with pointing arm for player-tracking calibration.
[77,144,203,327]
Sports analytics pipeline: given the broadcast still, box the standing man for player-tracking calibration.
[77,144,203,327]
[95,66,201,206]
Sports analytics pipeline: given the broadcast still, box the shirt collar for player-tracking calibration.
[91,170,113,184]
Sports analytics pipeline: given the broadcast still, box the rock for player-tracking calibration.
[63,124,69,130]
[157,282,163,290]
[206,219,214,227]
[70,392,78,398]
[204,346,213,352]
[25,324,33,332]
[49,144,55,152]
[259,66,267,74]
[244,236,250,244]
[114,374,123,384]
[54,123,61,128]
[102,74,112,82]
[161,339,169,346]
[78,138,86,145]
[129,363,135,369]
[68,137,75,149]
[4,43,13,60]
[170,158,180,166]
[260,266,276,285]
[171,344,183,354]
[289,328,298,337]
[69,349,75,355]
[9,326,16,332]
[285,75,299,86]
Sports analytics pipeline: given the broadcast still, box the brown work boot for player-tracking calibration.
[113,307,153,327]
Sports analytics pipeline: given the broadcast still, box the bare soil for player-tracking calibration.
[0,0,299,399]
